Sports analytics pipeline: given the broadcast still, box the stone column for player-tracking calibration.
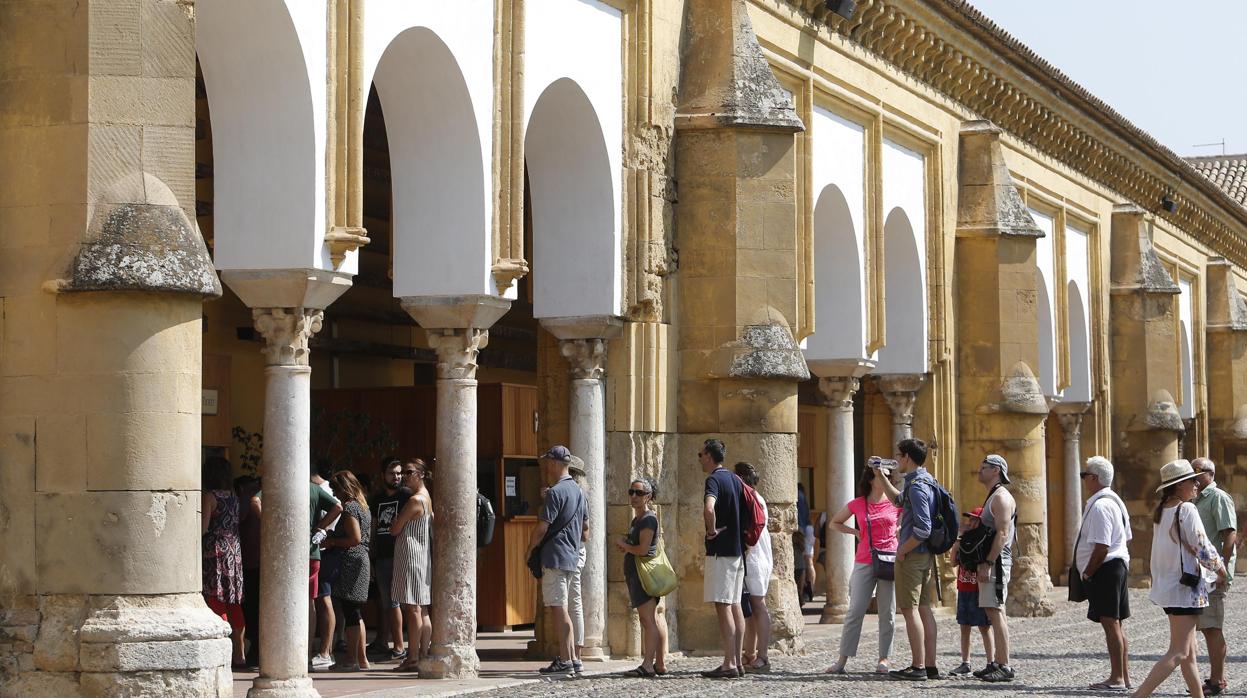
[954,121,1053,616]
[1108,205,1183,579]
[1054,403,1091,575]
[402,296,510,678]
[810,359,872,624]
[249,308,324,698]
[673,0,809,652]
[1205,258,1247,470]
[879,374,925,446]
[543,316,622,660]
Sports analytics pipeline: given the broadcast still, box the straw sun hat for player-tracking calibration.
[1154,458,1200,493]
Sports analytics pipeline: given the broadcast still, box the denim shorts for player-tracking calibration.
[956,589,990,627]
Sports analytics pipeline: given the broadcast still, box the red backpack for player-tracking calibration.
[735,475,768,548]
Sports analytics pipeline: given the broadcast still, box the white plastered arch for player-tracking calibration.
[1030,208,1059,398]
[1066,281,1092,403]
[371,29,488,299]
[878,139,928,374]
[1178,277,1196,419]
[524,0,623,318]
[362,1,495,298]
[806,107,868,362]
[197,0,328,272]
[526,79,617,318]
[877,207,926,374]
[807,186,865,361]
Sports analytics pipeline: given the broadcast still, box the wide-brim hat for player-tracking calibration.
[1155,458,1199,493]
[568,455,586,478]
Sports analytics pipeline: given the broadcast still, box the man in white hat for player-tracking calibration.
[1076,456,1133,691]
[1193,457,1237,696]
[975,454,1016,683]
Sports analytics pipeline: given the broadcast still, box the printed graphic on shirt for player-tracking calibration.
[376,501,399,537]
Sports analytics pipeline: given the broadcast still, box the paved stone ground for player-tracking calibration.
[472,588,1243,697]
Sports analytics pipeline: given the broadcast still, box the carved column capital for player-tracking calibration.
[818,375,860,411]
[427,328,489,381]
[878,373,925,427]
[253,307,324,367]
[560,338,609,381]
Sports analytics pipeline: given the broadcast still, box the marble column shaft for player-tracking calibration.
[419,328,488,679]
[562,338,610,658]
[819,375,859,624]
[1055,406,1088,570]
[879,374,925,446]
[251,307,323,698]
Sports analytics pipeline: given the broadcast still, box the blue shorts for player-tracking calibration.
[956,589,990,627]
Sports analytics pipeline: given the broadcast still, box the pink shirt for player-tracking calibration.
[846,496,901,565]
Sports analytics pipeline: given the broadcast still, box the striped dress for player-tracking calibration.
[392,507,432,606]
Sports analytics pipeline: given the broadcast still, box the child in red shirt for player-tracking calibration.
[950,507,993,676]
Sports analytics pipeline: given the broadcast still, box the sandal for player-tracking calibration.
[392,660,420,673]
[623,665,656,678]
[1088,682,1125,691]
[825,661,846,675]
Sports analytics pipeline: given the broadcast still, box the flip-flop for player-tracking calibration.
[1088,682,1125,691]
[825,663,846,675]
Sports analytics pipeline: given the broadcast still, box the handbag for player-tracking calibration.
[864,499,896,581]
[1068,510,1087,603]
[958,524,995,569]
[636,539,679,598]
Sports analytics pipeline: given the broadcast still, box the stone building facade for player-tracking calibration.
[1,0,1245,695]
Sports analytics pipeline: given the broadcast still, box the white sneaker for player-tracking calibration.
[310,654,333,671]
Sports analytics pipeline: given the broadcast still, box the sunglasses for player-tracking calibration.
[402,470,418,476]
[1079,472,1092,479]
[628,489,650,497]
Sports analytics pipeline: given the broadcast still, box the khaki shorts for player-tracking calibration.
[1197,583,1230,630]
[895,551,934,610]
[703,555,745,605]
[542,568,575,607]
[978,562,1011,610]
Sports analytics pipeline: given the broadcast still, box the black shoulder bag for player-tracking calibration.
[527,490,580,580]
[864,498,896,581]
[1174,507,1201,589]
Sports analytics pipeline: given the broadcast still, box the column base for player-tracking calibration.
[418,643,480,679]
[580,645,611,661]
[819,603,848,624]
[247,676,317,698]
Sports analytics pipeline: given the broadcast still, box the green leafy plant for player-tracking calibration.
[231,426,263,476]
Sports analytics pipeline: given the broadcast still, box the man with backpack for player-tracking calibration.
[699,438,746,679]
[878,438,947,681]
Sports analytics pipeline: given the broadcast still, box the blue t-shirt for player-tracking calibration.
[704,467,743,557]
[797,488,811,529]
[540,476,586,571]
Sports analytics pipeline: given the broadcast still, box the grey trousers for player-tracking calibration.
[837,562,896,659]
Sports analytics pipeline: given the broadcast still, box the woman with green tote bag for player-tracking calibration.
[615,477,671,677]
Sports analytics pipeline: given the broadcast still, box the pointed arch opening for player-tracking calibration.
[877,208,925,373]
[807,185,865,360]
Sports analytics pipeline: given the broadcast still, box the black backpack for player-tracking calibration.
[476,492,496,548]
[904,475,959,555]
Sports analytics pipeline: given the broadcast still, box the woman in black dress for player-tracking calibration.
[323,470,372,671]
[614,477,668,677]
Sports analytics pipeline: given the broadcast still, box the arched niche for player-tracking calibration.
[806,185,865,360]
[1180,321,1195,419]
[1037,270,1058,398]
[372,27,488,299]
[197,1,321,271]
[877,207,926,373]
[525,78,618,319]
[1066,281,1092,403]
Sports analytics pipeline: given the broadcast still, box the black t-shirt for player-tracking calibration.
[370,486,413,559]
[704,467,743,557]
[623,511,659,581]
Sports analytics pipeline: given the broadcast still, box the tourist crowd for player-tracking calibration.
[200,437,1237,697]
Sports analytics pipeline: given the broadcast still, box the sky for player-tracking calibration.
[966,1,1247,158]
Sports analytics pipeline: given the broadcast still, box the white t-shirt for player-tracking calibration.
[744,494,773,596]
[1075,489,1130,574]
